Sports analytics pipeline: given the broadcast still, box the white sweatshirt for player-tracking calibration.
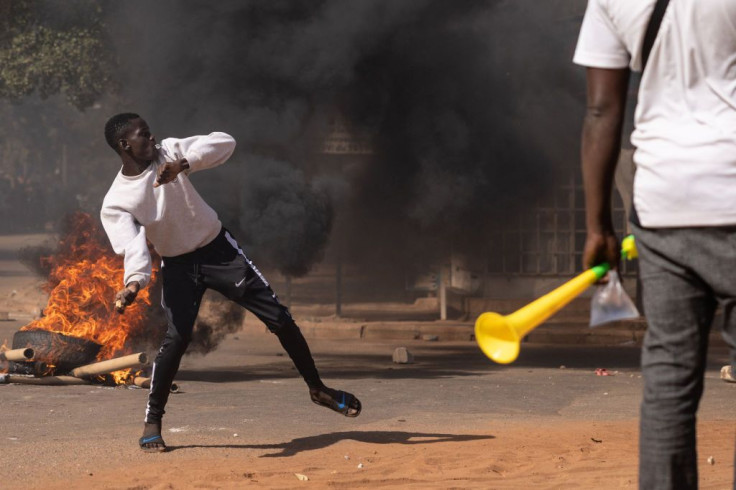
[574,0,736,227]
[100,132,236,288]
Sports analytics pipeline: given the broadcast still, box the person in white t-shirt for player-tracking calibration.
[101,113,361,453]
[574,0,736,488]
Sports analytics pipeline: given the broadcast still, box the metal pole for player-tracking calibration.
[336,253,342,317]
[439,266,447,321]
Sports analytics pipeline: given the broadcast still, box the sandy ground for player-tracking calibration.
[10,419,734,490]
[0,233,734,489]
[1,330,733,490]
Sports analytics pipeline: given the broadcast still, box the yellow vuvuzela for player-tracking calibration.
[475,235,637,364]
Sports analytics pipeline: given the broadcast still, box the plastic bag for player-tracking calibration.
[590,270,639,327]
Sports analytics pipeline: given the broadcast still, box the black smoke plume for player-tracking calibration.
[104,0,584,276]
[5,0,587,280]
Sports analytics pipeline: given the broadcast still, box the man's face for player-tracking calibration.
[120,118,157,161]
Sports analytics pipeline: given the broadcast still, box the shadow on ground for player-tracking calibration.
[167,430,494,457]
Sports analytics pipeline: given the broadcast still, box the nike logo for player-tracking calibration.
[235,277,246,287]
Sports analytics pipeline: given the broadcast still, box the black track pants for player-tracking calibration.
[145,228,322,424]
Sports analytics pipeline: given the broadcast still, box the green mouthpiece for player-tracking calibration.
[591,263,611,280]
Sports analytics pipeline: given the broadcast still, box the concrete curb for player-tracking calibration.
[298,320,475,342]
[296,317,730,348]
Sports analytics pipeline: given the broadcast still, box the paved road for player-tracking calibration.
[1,316,732,486]
[0,232,733,487]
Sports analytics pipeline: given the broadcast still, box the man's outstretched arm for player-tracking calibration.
[100,206,152,312]
[581,67,630,271]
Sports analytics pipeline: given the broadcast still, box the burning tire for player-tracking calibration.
[12,330,102,372]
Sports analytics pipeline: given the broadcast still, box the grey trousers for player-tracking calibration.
[632,224,736,490]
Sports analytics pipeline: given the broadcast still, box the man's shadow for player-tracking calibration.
[168,430,494,457]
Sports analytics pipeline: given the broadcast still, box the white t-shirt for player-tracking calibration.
[101,132,236,288]
[574,0,736,227]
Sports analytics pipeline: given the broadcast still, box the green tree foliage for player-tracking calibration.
[0,0,118,110]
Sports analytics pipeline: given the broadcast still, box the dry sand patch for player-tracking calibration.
[31,420,733,490]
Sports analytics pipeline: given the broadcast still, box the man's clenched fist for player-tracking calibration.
[114,281,140,313]
[153,158,189,187]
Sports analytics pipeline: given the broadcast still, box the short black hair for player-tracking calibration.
[104,113,140,152]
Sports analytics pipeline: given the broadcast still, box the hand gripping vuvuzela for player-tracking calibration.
[474,235,638,364]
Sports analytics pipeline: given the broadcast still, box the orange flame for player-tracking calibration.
[20,212,158,383]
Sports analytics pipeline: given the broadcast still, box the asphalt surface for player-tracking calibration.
[0,233,733,487]
[1,315,733,486]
